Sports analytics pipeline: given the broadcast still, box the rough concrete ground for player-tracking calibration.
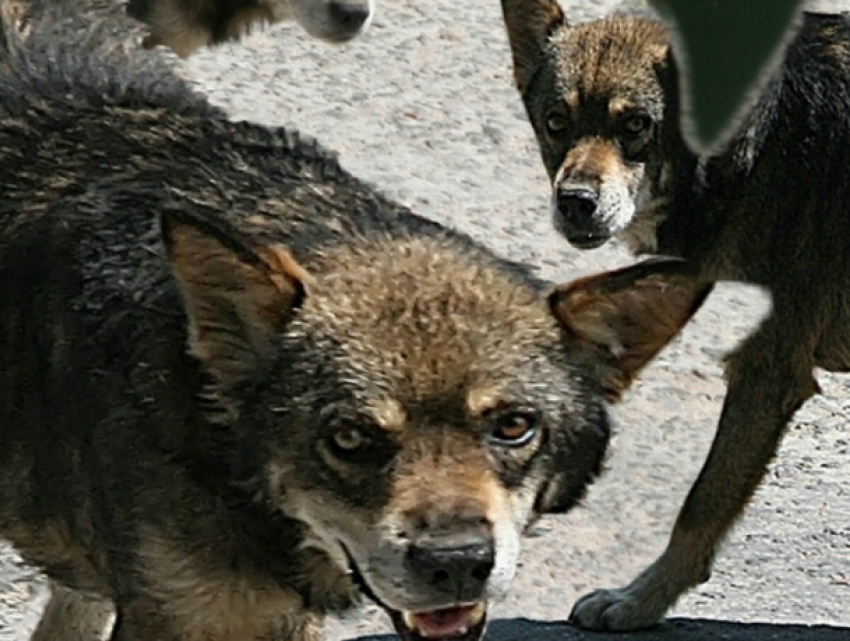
[1,0,849,639]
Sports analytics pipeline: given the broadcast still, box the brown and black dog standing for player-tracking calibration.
[0,3,709,640]
[502,0,850,632]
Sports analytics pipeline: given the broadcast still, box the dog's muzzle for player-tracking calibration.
[553,186,611,249]
[327,0,371,39]
[345,531,495,641]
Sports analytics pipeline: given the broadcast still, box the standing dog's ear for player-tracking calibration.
[550,258,713,401]
[500,0,566,95]
[161,211,313,387]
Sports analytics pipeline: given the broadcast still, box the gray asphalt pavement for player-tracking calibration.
[1,0,849,639]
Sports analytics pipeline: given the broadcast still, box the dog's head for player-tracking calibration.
[501,0,680,253]
[162,212,708,641]
[284,0,373,43]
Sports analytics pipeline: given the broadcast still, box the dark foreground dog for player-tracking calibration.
[0,4,709,640]
[125,0,373,58]
[502,0,850,632]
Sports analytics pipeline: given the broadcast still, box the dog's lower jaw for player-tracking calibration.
[390,602,488,641]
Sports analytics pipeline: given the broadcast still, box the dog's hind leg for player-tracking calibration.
[570,311,819,631]
[31,580,115,641]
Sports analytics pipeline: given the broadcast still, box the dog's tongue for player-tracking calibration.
[408,605,480,638]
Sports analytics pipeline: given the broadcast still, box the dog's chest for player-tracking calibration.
[135,528,354,640]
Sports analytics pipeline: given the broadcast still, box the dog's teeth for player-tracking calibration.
[468,602,486,626]
[403,611,419,632]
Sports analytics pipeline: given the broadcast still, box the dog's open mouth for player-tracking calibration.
[388,602,488,641]
[343,545,489,641]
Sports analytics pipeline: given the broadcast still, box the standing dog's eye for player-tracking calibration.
[488,411,539,447]
[546,112,568,134]
[331,425,369,453]
[621,114,652,136]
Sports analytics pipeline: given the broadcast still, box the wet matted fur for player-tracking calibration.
[0,4,708,641]
[502,0,850,632]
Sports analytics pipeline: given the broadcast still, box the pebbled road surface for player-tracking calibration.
[1,0,849,639]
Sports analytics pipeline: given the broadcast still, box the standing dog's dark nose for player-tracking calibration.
[406,533,495,599]
[554,187,610,249]
[328,0,371,35]
[557,187,598,224]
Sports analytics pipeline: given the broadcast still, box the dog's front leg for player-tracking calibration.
[570,312,819,631]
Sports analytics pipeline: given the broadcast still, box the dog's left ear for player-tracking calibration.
[500,0,566,95]
[550,258,713,401]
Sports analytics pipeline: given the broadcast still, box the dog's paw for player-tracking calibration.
[569,587,667,631]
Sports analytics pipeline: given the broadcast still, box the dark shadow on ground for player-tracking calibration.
[349,617,850,641]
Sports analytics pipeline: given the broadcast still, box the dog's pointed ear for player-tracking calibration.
[161,211,312,386]
[550,258,713,401]
[500,0,566,95]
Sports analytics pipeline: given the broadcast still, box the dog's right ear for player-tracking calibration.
[550,258,713,402]
[500,0,566,95]
[161,211,313,387]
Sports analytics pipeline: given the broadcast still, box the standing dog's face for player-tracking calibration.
[164,215,707,641]
[502,0,675,253]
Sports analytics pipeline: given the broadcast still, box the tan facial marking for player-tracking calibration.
[466,387,503,417]
[369,398,407,433]
[608,97,633,118]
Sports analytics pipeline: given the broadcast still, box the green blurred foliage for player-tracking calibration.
[649,0,805,154]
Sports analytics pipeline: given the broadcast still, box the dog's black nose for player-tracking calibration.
[554,187,610,249]
[406,533,495,599]
[557,187,598,223]
[328,0,371,33]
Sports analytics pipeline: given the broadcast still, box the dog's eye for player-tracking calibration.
[621,114,651,136]
[330,425,369,453]
[546,112,568,134]
[487,410,539,447]
[321,421,397,470]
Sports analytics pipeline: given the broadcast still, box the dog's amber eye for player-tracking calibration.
[488,411,539,447]
[546,112,568,134]
[331,425,368,452]
[621,114,651,136]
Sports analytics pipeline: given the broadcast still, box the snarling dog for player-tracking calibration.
[125,0,373,57]
[502,0,850,632]
[0,4,708,640]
